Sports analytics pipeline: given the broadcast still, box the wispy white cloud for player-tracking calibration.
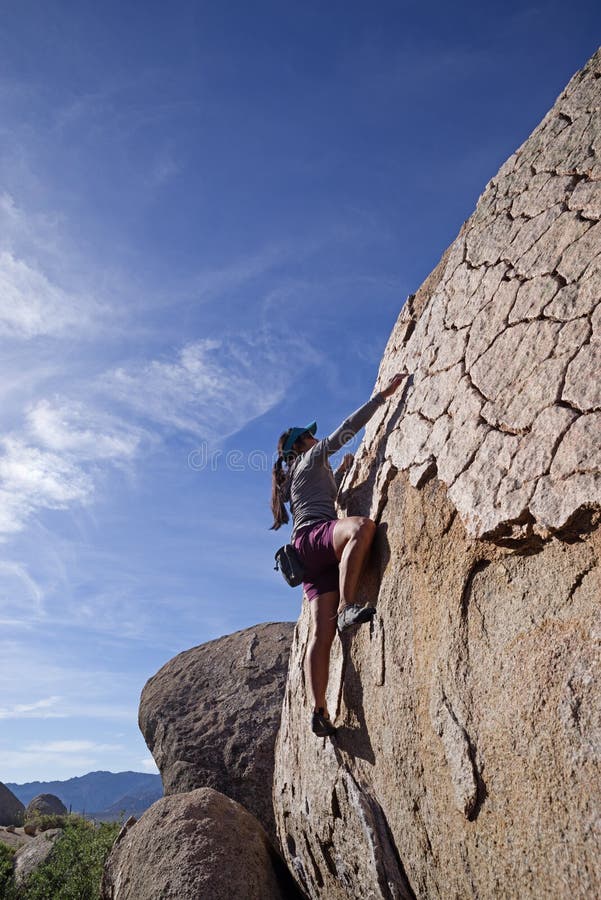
[0,437,93,536]
[0,250,105,339]
[0,748,99,780]
[27,398,144,461]
[0,560,44,617]
[0,737,144,782]
[190,245,292,302]
[57,703,138,721]
[0,397,150,538]
[0,192,123,346]
[0,191,63,260]
[0,437,93,505]
[0,189,149,540]
[0,696,62,720]
[0,645,140,723]
[184,226,370,307]
[0,489,33,536]
[103,329,324,442]
[0,359,63,416]
[25,739,124,753]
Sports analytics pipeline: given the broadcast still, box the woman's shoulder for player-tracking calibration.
[291,451,327,489]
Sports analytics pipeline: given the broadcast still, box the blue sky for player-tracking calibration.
[0,1,599,783]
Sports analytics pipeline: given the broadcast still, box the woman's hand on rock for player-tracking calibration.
[380,372,410,399]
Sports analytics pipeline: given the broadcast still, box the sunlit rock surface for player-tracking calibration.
[274,50,601,900]
[372,51,601,540]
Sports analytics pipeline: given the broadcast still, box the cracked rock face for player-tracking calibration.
[374,51,601,539]
[273,51,601,900]
[139,622,294,843]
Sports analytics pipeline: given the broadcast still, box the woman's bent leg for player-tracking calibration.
[305,590,339,712]
[332,516,377,613]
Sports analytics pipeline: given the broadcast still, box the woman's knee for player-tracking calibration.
[334,515,375,549]
[355,516,376,544]
[351,515,375,532]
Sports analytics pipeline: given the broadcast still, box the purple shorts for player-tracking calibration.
[292,519,340,601]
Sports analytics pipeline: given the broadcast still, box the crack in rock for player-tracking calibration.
[371,55,601,539]
[431,683,482,821]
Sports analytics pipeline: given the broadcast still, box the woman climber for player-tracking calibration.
[270,372,408,737]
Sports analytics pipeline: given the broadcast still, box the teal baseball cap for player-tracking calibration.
[283,420,317,454]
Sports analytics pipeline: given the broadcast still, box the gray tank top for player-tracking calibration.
[282,393,386,539]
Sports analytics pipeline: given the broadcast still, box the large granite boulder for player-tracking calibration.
[25,794,68,820]
[273,50,601,900]
[0,783,24,827]
[139,622,294,841]
[101,788,303,900]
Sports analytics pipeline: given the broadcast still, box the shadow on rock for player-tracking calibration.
[330,628,376,765]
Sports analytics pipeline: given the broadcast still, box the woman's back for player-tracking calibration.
[288,452,339,539]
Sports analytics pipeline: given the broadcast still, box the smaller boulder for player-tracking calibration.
[25,794,68,820]
[13,829,62,886]
[101,788,303,900]
[0,828,30,851]
[139,622,294,842]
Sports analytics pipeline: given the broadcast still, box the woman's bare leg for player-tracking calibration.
[332,516,377,613]
[305,590,339,712]
[305,519,377,709]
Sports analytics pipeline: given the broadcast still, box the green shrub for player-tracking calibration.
[22,813,69,833]
[0,843,16,899]
[1,816,120,900]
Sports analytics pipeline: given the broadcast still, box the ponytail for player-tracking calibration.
[269,430,298,530]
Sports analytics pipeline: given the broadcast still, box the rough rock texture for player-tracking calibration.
[139,622,294,842]
[366,51,601,541]
[274,51,601,900]
[101,788,303,900]
[0,783,24,826]
[25,794,68,819]
[0,826,31,851]
[13,829,62,886]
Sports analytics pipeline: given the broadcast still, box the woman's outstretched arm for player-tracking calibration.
[306,373,409,463]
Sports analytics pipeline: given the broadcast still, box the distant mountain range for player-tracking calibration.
[7,770,163,821]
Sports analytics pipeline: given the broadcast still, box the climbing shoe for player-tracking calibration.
[337,604,376,632]
[311,708,336,737]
